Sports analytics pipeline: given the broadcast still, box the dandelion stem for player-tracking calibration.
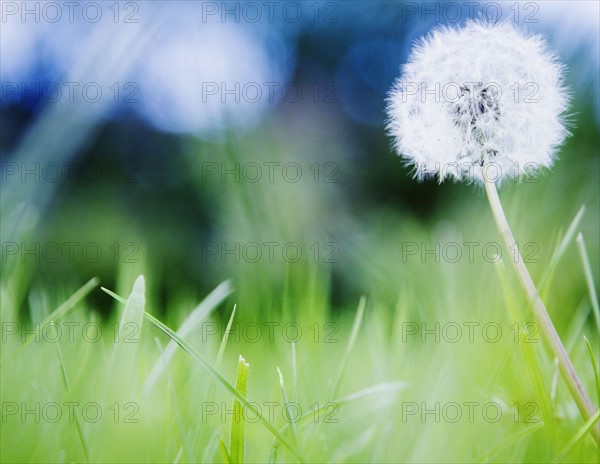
[484,177,600,446]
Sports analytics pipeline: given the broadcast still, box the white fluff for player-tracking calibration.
[387,20,570,184]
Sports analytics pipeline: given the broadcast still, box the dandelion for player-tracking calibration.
[387,20,569,183]
[386,20,599,444]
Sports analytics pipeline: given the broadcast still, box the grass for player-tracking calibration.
[1,208,599,462]
[1,121,599,463]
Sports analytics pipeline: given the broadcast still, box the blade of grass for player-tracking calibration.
[329,426,377,463]
[485,341,519,392]
[267,440,280,464]
[330,296,366,399]
[2,277,99,366]
[152,337,194,464]
[144,281,233,395]
[114,275,145,345]
[553,409,600,463]
[39,277,100,326]
[283,382,406,433]
[201,430,223,464]
[584,337,600,407]
[218,436,231,464]
[101,287,127,304]
[270,381,405,460]
[200,304,239,458]
[576,233,600,331]
[550,358,560,408]
[142,311,305,463]
[110,275,145,376]
[207,304,237,400]
[276,367,299,447]
[475,421,544,463]
[55,342,90,462]
[539,206,585,298]
[564,299,593,353]
[334,381,407,404]
[173,447,183,464]
[291,342,297,405]
[494,259,555,432]
[230,356,250,464]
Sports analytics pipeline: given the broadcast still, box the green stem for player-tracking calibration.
[484,177,599,446]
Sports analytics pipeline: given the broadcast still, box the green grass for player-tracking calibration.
[1,215,599,462]
[1,123,599,462]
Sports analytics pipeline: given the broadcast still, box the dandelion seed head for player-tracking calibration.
[386,20,570,183]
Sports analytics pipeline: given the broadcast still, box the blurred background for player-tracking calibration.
[1,0,599,321]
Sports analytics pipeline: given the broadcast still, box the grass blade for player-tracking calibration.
[1,277,99,367]
[173,447,183,464]
[207,304,237,400]
[564,299,593,353]
[142,311,305,463]
[143,280,233,395]
[475,422,544,463]
[291,342,297,405]
[201,430,223,463]
[276,367,299,446]
[115,275,145,341]
[101,287,127,304]
[40,277,100,326]
[331,296,366,399]
[216,304,237,368]
[334,381,407,404]
[218,436,231,464]
[267,440,280,464]
[230,356,250,464]
[576,233,600,331]
[55,342,90,462]
[552,409,600,463]
[152,337,194,464]
[285,381,406,432]
[584,336,600,407]
[539,205,585,296]
[111,275,145,374]
[494,259,555,432]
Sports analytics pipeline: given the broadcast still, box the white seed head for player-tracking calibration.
[386,20,570,184]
